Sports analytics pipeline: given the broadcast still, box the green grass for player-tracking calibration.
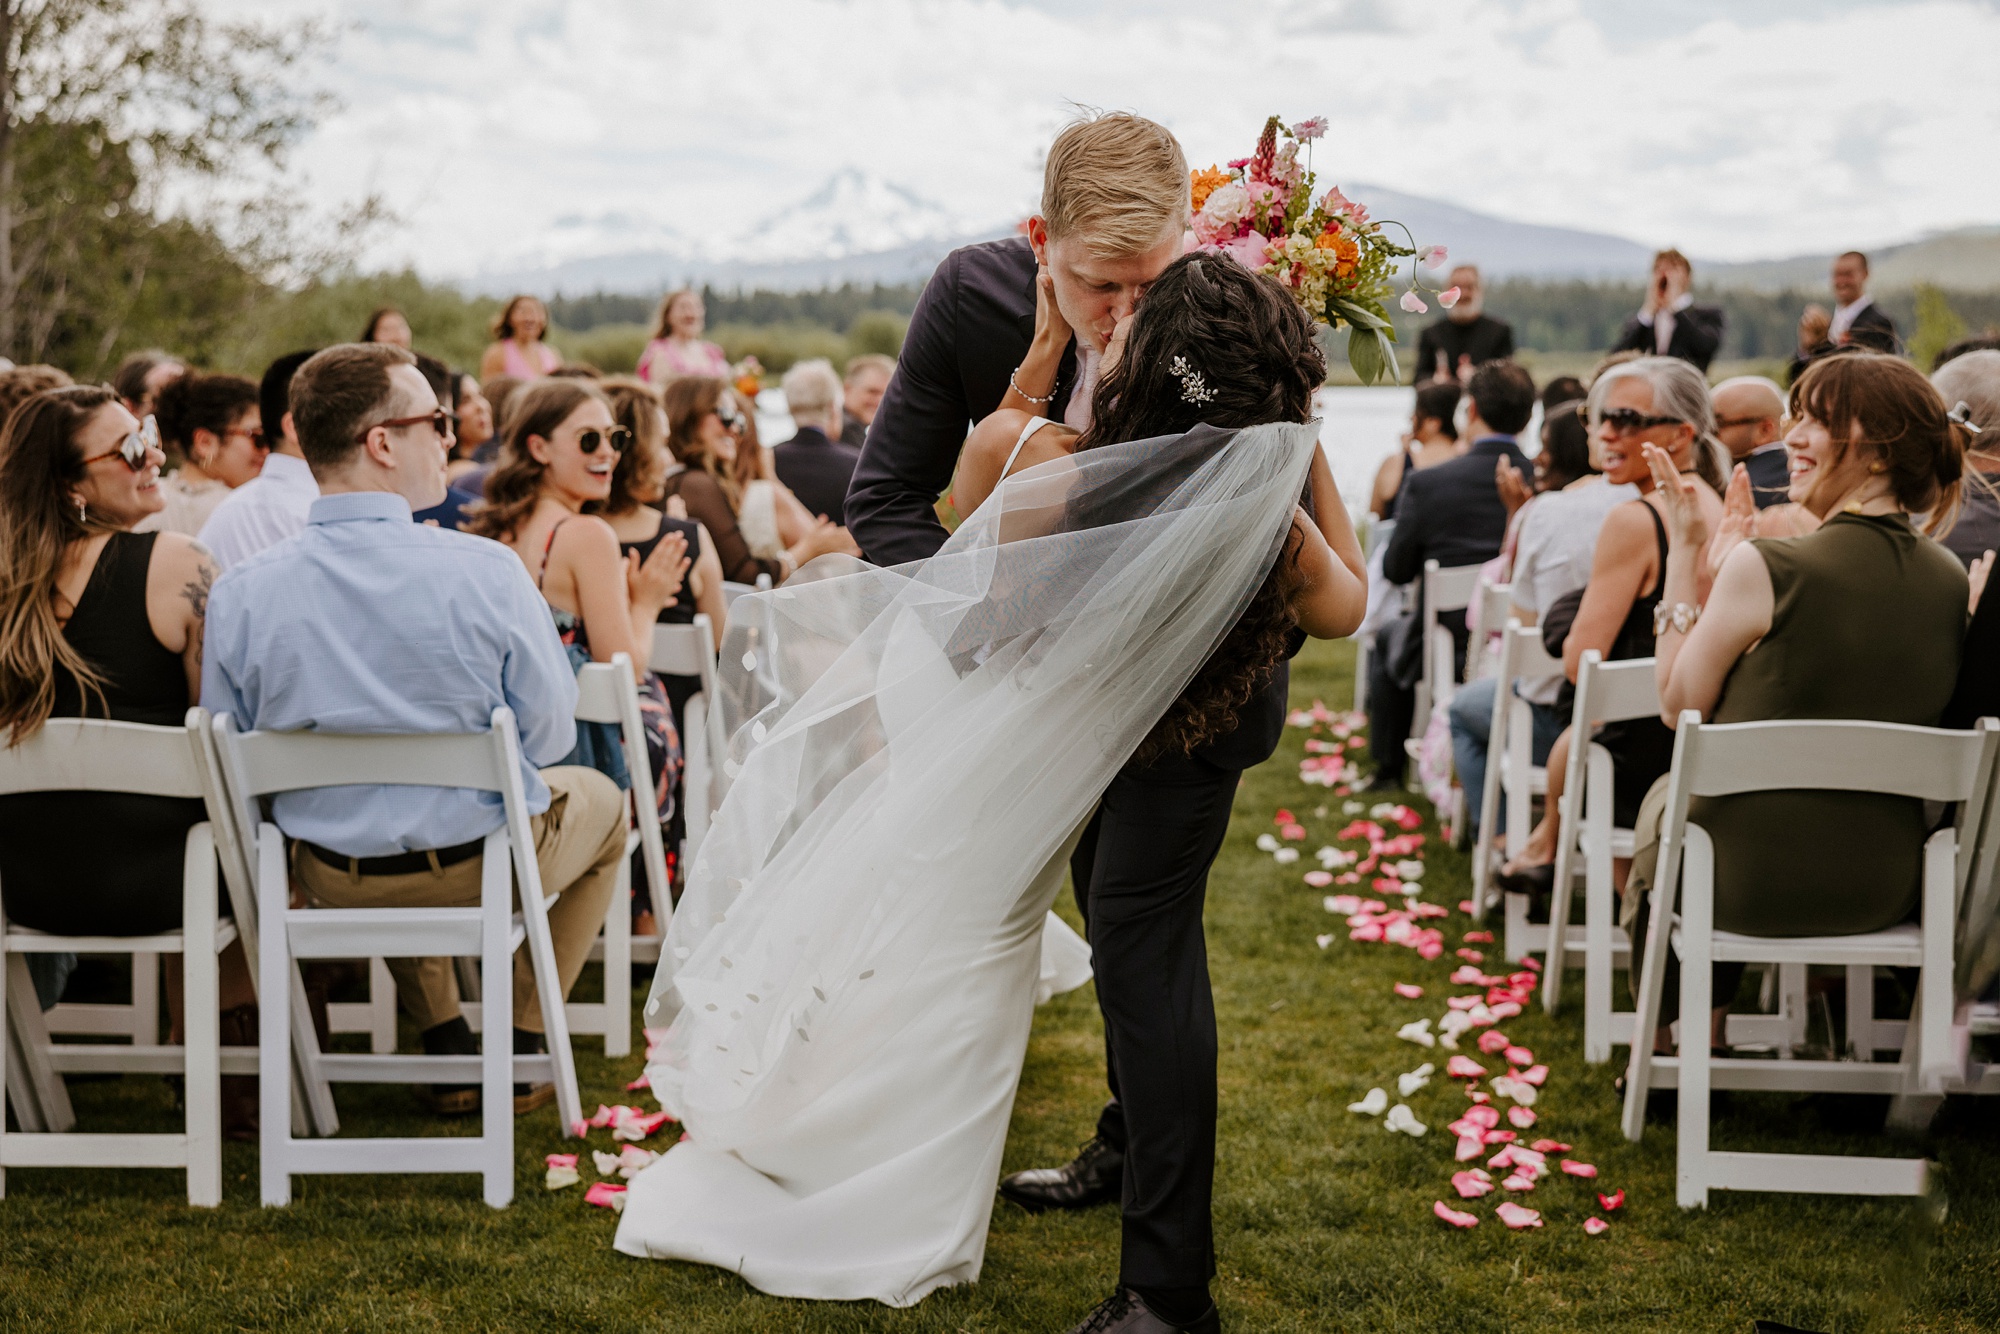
[4,638,1997,1331]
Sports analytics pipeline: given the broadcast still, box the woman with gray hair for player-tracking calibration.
[1495,356,1726,896]
[1933,349,2000,570]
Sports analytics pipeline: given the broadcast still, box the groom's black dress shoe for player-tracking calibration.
[1067,1288,1220,1334]
[997,1135,1122,1212]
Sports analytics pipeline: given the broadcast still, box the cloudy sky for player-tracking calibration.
[228,0,2000,279]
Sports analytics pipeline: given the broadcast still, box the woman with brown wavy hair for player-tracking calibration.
[0,386,259,1134]
[477,294,561,380]
[466,378,687,825]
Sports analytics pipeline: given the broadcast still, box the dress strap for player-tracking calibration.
[1001,416,1054,481]
[537,518,570,590]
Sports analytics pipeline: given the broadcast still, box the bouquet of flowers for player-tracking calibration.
[1190,115,1452,385]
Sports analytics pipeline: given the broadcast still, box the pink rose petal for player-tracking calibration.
[1433,1200,1479,1228]
[1476,1030,1512,1055]
[1504,1046,1535,1066]
[1451,1170,1494,1198]
[1274,808,1296,824]
[1445,1055,1487,1079]
[1520,956,1542,972]
[1417,940,1444,960]
[1462,930,1494,943]
[1449,965,1487,986]
[1518,1064,1549,1086]
[1393,982,1424,999]
[1495,1201,1542,1229]
[1531,1139,1571,1153]
[1456,947,1485,963]
[1508,1106,1537,1129]
[1583,1217,1611,1236]
[1487,1146,1516,1171]
[1482,1128,1517,1145]
[1598,1189,1625,1211]
[1489,1001,1524,1020]
[1464,1104,1501,1128]
[1501,1172,1537,1192]
[1467,1090,1491,1104]
[583,1181,628,1212]
[1281,823,1307,841]
[1458,899,1477,915]
[1561,1160,1598,1178]
[624,1074,650,1092]
[1455,1134,1485,1162]
[1446,994,1481,1010]
[1304,870,1334,887]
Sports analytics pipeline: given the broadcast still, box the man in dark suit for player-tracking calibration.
[1711,376,1790,509]
[1414,264,1514,383]
[1787,251,1900,383]
[1611,248,1726,371]
[1364,360,1535,788]
[847,112,1248,1334]
[772,358,863,525]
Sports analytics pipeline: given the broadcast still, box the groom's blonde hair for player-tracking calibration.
[1041,111,1190,260]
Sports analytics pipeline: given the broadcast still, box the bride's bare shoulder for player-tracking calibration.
[964,409,1038,464]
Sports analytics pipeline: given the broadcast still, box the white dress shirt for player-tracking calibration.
[1830,294,1875,342]
[196,451,319,570]
[1635,291,1695,356]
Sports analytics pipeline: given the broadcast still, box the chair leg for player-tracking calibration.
[480,847,513,1210]
[5,958,72,1132]
[601,855,631,1058]
[1677,836,1714,1210]
[183,827,222,1207]
[1779,963,1808,1058]
[368,958,397,1054]
[1846,964,1876,1059]
[1583,767,1614,1063]
[258,826,294,1207]
[1621,830,1684,1144]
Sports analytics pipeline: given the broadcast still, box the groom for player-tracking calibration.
[848,112,1284,1334]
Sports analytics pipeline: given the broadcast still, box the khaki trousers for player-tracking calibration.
[293,765,626,1035]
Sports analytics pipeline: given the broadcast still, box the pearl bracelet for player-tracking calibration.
[1008,366,1057,406]
[1653,601,1701,637]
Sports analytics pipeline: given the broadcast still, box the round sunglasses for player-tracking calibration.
[576,426,632,454]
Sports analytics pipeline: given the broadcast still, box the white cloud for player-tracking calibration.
[227,0,2000,279]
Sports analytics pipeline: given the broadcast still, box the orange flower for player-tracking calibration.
[1317,229,1360,275]
[1190,166,1233,212]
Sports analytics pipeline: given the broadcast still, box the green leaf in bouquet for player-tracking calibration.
[1346,326,1382,385]
[1328,297,1391,332]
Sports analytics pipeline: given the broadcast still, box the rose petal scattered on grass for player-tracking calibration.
[1452,1170,1495,1198]
[1508,1105,1537,1129]
[593,1149,621,1175]
[1598,1189,1626,1211]
[1456,947,1485,963]
[1476,1029,1512,1055]
[1495,1201,1542,1229]
[1463,1103,1500,1128]
[1275,847,1300,864]
[1316,933,1336,949]
[1446,994,1481,1010]
[1504,1045,1535,1066]
[584,1181,628,1212]
[1518,1064,1549,1086]
[1462,930,1494,943]
[1280,823,1307,841]
[1501,1172,1537,1192]
[545,1153,580,1190]
[1393,982,1424,999]
[1458,899,1477,915]
[1532,1139,1572,1153]
[1455,1134,1486,1161]
[1520,956,1542,972]
[1434,1201,1479,1228]
[1467,1090,1492,1104]
[1482,1128,1517,1145]
[1562,1160,1598,1178]
[1584,1217,1611,1235]
[1304,870,1334,888]
[1445,1055,1487,1079]
[1398,1063,1434,1097]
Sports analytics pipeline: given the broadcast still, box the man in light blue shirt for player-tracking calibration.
[203,342,624,1114]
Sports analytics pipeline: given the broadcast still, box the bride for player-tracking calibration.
[614,253,1367,1306]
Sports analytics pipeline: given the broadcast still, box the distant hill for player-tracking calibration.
[1345,185,1658,281]
[1704,227,2000,293]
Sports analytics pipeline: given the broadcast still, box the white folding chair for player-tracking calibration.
[1621,715,2000,1207]
[1471,580,1513,680]
[1471,621,1558,921]
[1404,560,1484,767]
[214,707,582,1209]
[0,712,237,1205]
[652,614,719,870]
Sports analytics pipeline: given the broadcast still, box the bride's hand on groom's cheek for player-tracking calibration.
[1033,268,1072,351]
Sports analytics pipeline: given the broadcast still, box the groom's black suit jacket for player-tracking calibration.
[847,235,1293,773]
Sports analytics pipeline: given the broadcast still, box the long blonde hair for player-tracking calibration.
[0,386,122,738]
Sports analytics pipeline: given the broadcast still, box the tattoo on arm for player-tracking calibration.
[181,560,215,625]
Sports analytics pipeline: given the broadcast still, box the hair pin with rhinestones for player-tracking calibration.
[1170,355,1217,405]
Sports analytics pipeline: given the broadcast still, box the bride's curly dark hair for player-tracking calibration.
[1077,252,1325,764]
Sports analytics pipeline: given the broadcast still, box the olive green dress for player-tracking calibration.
[1689,512,1967,936]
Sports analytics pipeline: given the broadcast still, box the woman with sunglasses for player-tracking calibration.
[1495,357,1728,896]
[0,386,260,1137]
[660,376,856,585]
[136,371,267,537]
[468,378,687,825]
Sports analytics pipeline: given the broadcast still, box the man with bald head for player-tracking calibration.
[1711,375,1789,509]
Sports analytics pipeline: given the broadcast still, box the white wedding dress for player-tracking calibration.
[614,420,1320,1304]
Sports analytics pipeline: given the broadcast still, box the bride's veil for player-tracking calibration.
[642,419,1320,1139]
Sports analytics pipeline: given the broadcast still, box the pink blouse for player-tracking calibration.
[500,340,562,378]
[639,337,730,384]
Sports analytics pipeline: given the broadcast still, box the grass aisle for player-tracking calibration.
[2,637,1997,1330]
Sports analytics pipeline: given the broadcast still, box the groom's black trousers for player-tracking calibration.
[1069,752,1238,1290]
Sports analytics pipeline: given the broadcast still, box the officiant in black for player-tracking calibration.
[1413,264,1514,384]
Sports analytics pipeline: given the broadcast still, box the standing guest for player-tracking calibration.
[0,364,73,431]
[1368,379,1461,520]
[1827,251,1899,352]
[196,350,321,571]
[660,376,854,584]
[1365,360,1536,790]
[1413,265,1514,384]
[448,373,494,485]
[1494,357,1727,894]
[840,353,895,448]
[465,378,687,828]
[0,386,259,1137]
[773,359,863,525]
[637,289,730,385]
[360,307,413,348]
[1933,350,2000,570]
[1611,249,1726,372]
[138,372,268,537]
[478,295,562,381]
[205,343,627,1115]
[1630,352,1966,1049]
[111,350,184,419]
[1710,375,1790,510]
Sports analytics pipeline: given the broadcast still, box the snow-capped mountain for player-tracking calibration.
[740,167,970,262]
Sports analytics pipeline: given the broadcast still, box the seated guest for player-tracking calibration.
[465,378,686,832]
[197,350,321,571]
[1632,351,1967,1048]
[659,376,856,585]
[840,353,894,449]
[1414,264,1514,384]
[637,288,730,384]
[1709,375,1790,510]
[0,364,73,429]
[448,373,494,485]
[1935,335,2000,372]
[1611,249,1725,372]
[773,358,863,525]
[1495,356,1726,893]
[1449,398,1634,839]
[478,295,562,381]
[1366,360,1535,789]
[139,371,268,536]
[1931,350,2000,570]
[204,344,627,1114]
[360,306,413,349]
[0,386,258,1136]
[111,349,184,419]
[1540,376,1586,412]
[410,354,480,529]
[1369,379,1461,520]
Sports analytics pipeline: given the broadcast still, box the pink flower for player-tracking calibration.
[1418,244,1448,267]
[1439,285,1463,309]
[1291,116,1329,142]
[1226,157,1251,170]
[1400,290,1428,314]
[1598,1189,1625,1211]
[1457,947,1484,963]
[1220,231,1271,271]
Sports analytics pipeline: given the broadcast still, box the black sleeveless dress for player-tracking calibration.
[0,532,205,935]
[1596,499,1677,826]
[619,513,707,726]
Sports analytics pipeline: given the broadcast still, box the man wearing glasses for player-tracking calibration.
[203,342,626,1116]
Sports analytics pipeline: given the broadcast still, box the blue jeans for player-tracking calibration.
[1449,678,1566,840]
